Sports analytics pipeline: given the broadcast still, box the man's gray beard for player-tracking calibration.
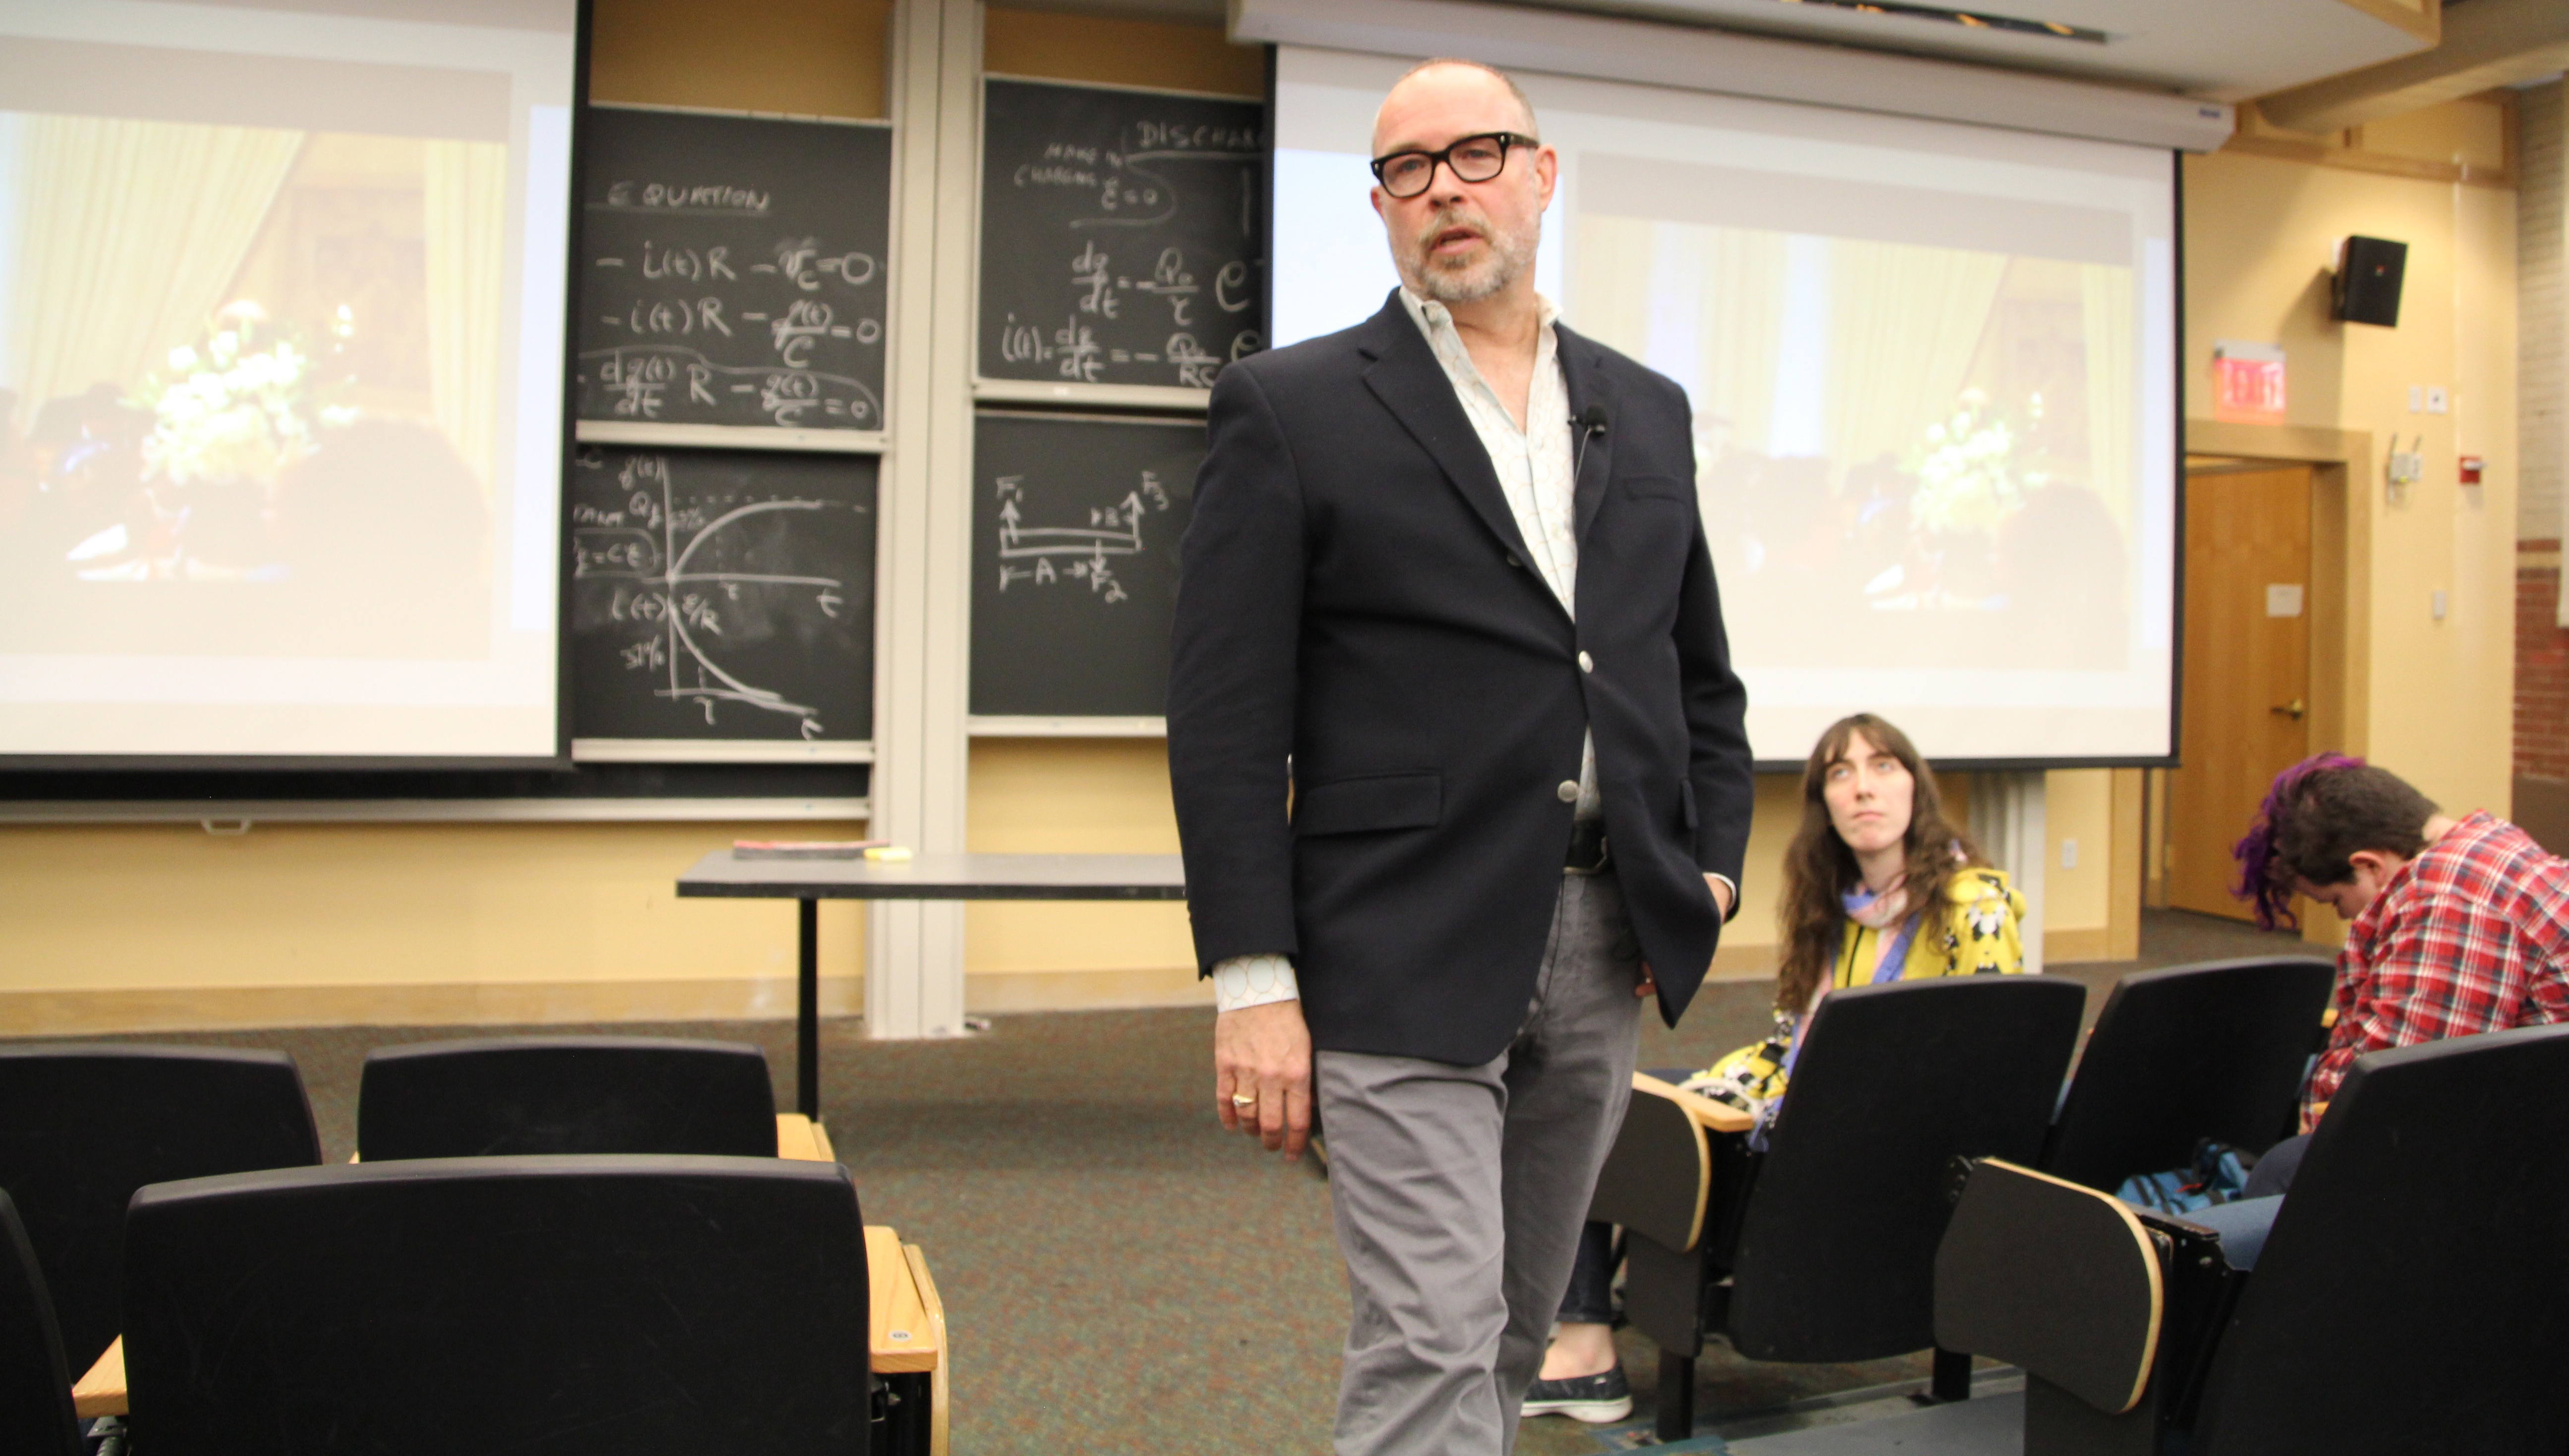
[1408,211,1540,306]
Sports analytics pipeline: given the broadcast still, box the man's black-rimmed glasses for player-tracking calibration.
[1369,132,1536,199]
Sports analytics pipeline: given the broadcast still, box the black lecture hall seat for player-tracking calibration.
[2040,956,2338,1192]
[356,1035,779,1160]
[0,1189,81,1456]
[122,1154,875,1456]
[1591,974,2086,1440]
[0,1045,321,1374]
[1927,1021,2569,1456]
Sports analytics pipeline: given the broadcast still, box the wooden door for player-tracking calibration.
[2166,465,2312,919]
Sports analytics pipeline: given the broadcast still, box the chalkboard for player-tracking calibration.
[576,107,892,434]
[970,412,1202,718]
[978,78,1265,392]
[0,763,869,813]
[569,445,876,744]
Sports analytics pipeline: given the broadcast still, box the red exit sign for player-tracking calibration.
[2213,342,2286,425]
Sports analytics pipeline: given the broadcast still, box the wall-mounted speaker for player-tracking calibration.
[2332,236,2407,327]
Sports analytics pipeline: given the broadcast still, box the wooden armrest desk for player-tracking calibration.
[75,1113,949,1456]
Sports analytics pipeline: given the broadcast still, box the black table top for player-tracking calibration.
[675,850,1188,900]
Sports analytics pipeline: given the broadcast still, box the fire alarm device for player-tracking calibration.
[2460,456,2485,486]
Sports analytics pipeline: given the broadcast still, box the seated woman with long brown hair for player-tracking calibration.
[1524,712,2029,1425]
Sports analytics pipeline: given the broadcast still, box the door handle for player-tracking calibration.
[2270,698,2306,721]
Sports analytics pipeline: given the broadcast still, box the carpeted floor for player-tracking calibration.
[11,907,2313,1454]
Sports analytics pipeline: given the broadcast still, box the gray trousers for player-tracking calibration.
[1316,871,1645,1456]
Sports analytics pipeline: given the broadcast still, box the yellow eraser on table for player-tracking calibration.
[864,845,913,861]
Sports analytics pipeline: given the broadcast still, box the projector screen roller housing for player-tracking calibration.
[1272,47,2178,766]
[0,0,577,762]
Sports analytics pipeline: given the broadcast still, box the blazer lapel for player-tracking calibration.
[1556,323,1620,543]
[1355,295,1537,565]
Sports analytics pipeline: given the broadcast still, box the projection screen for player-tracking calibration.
[1271,46,2178,765]
[0,0,576,761]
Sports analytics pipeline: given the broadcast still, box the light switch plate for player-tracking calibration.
[2426,387,2449,414]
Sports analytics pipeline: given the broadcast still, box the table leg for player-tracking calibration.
[798,897,820,1120]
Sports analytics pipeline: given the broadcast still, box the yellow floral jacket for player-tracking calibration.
[1685,867,2028,1113]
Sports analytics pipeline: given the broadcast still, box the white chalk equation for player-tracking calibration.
[572,451,849,735]
[579,346,883,429]
[1010,134,1259,232]
[584,234,885,426]
[992,469,1174,605]
[994,243,1259,387]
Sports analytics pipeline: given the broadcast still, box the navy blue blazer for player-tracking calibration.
[1169,292,1755,1064]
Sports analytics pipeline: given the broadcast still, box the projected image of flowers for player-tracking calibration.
[1573,217,2134,671]
[0,118,504,656]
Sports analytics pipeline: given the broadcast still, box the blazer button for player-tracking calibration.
[1556,780,1580,803]
[1578,651,1594,673]
[1505,554,1524,569]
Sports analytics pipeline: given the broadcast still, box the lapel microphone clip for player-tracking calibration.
[1573,404,1609,479]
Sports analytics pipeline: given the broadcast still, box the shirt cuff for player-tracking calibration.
[1211,953,1300,1012]
[1707,873,1740,920]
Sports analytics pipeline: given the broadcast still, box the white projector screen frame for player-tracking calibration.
[0,0,581,767]
[1269,46,2180,769]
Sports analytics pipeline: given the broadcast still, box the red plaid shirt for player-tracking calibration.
[2306,811,2569,1129]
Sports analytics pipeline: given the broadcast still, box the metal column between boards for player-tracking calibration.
[798,898,820,1120]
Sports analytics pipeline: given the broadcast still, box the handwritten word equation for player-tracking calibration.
[992,469,1174,605]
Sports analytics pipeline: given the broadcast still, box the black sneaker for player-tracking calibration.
[1521,1366,1633,1423]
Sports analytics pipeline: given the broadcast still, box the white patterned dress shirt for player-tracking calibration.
[1213,290,1722,1013]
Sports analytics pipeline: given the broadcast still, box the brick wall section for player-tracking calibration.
[2520,83,2567,788]
[2520,541,2569,778]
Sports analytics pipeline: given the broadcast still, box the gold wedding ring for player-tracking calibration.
[1231,1093,1258,1106]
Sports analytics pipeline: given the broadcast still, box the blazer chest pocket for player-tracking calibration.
[1293,772,1443,837]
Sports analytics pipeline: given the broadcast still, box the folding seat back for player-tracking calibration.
[1727,975,2086,1362]
[122,1155,872,1456]
[0,1045,321,1370]
[2042,957,2337,1191]
[358,1036,777,1160]
[0,1190,80,1456]
[2190,1023,2569,1456]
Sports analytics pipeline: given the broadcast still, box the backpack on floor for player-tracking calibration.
[2115,1138,2256,1216]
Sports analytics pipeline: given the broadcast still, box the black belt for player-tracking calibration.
[1565,819,1611,874]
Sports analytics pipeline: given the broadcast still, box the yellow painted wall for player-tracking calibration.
[963,740,1200,1009]
[957,7,2128,1000]
[0,0,898,1035]
[958,748,2129,1002]
[983,7,1263,96]
[0,822,870,1033]
[0,2,2198,1035]
[589,0,893,119]
[2184,107,2519,819]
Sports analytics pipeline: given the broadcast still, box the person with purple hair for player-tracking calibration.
[2219,753,2569,1205]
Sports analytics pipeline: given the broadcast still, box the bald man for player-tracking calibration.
[1169,59,1753,1453]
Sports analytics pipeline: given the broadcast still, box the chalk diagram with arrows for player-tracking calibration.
[570,448,875,739]
[992,468,1173,604]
